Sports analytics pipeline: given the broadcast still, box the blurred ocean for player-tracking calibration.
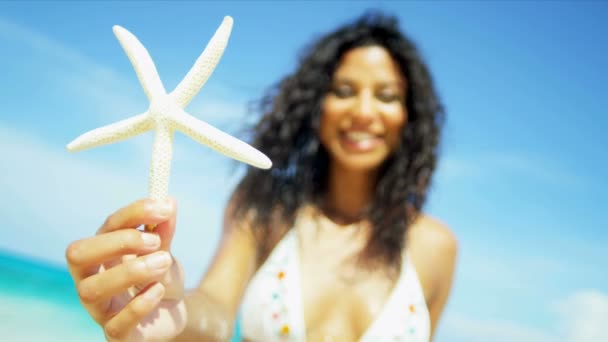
[0,251,241,341]
[0,250,102,341]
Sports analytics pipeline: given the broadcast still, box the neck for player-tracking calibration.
[323,162,378,225]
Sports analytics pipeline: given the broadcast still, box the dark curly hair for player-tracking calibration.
[232,11,445,269]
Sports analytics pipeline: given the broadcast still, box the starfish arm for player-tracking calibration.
[113,25,166,101]
[171,109,272,169]
[170,16,233,108]
[148,124,174,201]
[66,112,152,152]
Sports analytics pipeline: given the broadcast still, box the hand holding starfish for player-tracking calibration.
[65,17,264,341]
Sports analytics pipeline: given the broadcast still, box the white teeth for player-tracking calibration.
[345,132,376,141]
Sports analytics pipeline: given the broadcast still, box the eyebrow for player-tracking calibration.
[332,77,405,89]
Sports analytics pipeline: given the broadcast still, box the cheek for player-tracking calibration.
[320,98,343,135]
[319,102,335,147]
[384,107,407,146]
[322,97,347,119]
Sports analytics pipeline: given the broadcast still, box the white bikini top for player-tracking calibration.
[240,214,430,341]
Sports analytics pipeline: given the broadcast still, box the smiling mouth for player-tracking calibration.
[340,131,383,152]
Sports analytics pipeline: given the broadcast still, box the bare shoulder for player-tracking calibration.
[406,214,458,304]
[408,214,458,256]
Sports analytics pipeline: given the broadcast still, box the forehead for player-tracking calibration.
[333,45,405,84]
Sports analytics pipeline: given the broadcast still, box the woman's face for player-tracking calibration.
[319,45,407,172]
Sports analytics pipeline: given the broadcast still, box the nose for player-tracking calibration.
[352,90,376,123]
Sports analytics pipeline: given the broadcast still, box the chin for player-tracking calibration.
[331,151,390,172]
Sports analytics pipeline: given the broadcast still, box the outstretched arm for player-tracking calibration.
[172,197,259,341]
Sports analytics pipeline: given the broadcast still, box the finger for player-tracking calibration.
[142,198,181,298]
[103,282,165,341]
[66,230,161,282]
[152,198,177,251]
[102,256,125,273]
[98,198,175,234]
[77,251,172,305]
[159,256,185,300]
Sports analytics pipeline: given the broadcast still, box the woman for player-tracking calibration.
[66,12,457,342]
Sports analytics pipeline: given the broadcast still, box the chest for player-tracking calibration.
[241,218,432,342]
[297,225,399,340]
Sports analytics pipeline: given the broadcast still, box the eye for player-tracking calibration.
[331,84,355,98]
[376,89,403,103]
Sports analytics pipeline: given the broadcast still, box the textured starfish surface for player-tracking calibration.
[67,16,272,202]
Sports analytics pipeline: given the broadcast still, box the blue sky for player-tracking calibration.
[0,1,606,341]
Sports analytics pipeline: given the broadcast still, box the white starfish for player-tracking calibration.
[67,16,272,202]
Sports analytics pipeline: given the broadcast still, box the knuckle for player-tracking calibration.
[103,214,118,231]
[76,280,98,303]
[122,230,142,249]
[128,297,150,318]
[65,241,82,265]
[133,198,149,213]
[125,259,146,279]
[137,199,153,216]
[89,309,107,326]
[104,322,125,340]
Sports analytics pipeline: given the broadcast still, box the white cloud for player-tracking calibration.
[0,16,118,77]
[554,289,608,342]
[0,15,142,119]
[435,152,587,191]
[435,156,482,183]
[482,153,587,190]
[440,289,608,342]
[440,313,557,342]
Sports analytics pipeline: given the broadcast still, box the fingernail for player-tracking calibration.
[145,252,171,269]
[143,283,164,300]
[141,233,160,248]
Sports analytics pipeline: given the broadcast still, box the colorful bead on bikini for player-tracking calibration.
[280,325,290,335]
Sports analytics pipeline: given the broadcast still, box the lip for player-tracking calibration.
[339,131,384,153]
